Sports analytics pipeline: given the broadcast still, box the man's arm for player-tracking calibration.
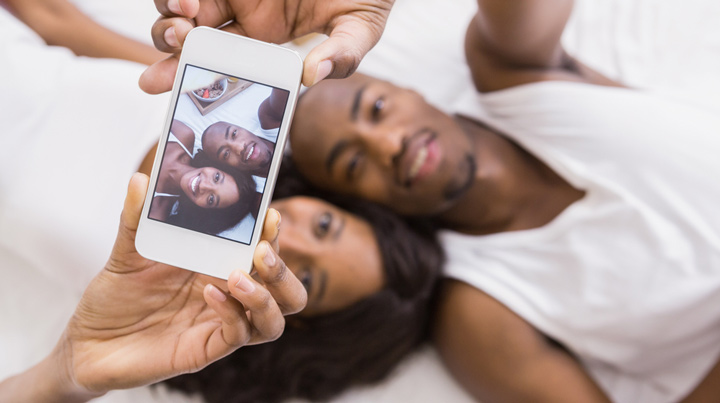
[680,357,720,402]
[6,0,166,65]
[466,0,622,92]
[258,88,289,130]
[433,280,612,403]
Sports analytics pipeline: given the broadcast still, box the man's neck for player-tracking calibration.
[436,116,584,235]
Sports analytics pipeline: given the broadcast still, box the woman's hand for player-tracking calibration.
[139,0,395,93]
[50,173,306,398]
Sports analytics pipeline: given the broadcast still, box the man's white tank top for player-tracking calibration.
[441,81,720,403]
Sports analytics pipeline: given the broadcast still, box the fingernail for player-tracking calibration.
[274,209,282,230]
[263,243,277,267]
[235,274,256,293]
[208,284,227,302]
[168,0,182,14]
[312,60,333,86]
[164,27,179,48]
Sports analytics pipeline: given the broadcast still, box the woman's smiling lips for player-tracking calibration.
[399,130,441,187]
[190,173,201,196]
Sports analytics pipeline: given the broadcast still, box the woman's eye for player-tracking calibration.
[300,270,312,293]
[371,97,385,120]
[214,172,221,182]
[207,194,216,206]
[315,212,333,238]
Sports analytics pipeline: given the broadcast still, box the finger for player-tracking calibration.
[302,17,388,87]
[227,269,288,344]
[259,208,281,253]
[253,242,307,315]
[203,284,253,350]
[154,0,199,18]
[139,54,180,94]
[151,16,195,53]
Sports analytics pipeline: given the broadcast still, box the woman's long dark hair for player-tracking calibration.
[166,162,259,235]
[162,158,443,402]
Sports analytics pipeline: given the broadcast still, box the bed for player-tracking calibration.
[1,0,718,402]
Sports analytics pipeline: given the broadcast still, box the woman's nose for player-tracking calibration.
[199,177,213,192]
[276,227,309,267]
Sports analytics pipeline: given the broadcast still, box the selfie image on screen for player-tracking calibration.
[148,64,289,244]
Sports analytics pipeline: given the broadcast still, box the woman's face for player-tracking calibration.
[270,196,385,316]
[180,167,240,208]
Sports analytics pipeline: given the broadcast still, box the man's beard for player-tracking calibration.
[443,153,476,202]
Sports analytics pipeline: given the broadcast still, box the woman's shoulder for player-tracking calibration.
[170,120,196,151]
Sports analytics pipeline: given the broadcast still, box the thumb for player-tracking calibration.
[139,55,180,94]
[302,17,387,87]
[111,173,149,260]
[122,172,149,232]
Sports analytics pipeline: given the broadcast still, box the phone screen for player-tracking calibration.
[148,64,290,245]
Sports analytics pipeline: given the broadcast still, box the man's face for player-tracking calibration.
[202,122,273,171]
[290,74,475,216]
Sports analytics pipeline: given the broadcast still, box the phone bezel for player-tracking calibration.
[136,27,303,279]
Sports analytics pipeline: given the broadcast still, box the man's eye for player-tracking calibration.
[371,97,385,120]
[315,212,332,238]
[232,129,237,139]
[346,152,363,181]
[207,194,216,206]
[223,149,230,160]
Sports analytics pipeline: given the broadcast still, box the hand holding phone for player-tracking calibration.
[139,0,395,93]
[10,173,306,401]
[136,27,302,278]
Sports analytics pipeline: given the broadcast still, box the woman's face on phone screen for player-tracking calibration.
[270,197,385,316]
[180,167,240,208]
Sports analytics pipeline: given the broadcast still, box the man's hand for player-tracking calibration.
[54,173,306,395]
[139,0,394,93]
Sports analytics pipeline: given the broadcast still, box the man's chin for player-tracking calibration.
[442,153,476,202]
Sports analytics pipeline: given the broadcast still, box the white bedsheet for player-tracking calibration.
[1,0,719,402]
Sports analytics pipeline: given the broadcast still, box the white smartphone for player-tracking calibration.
[136,27,302,278]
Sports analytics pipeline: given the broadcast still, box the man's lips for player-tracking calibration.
[398,129,440,187]
[243,142,256,162]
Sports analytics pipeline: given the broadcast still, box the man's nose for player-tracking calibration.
[358,125,405,168]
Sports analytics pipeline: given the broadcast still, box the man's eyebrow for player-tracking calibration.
[325,140,350,174]
[350,85,367,121]
[225,125,231,139]
[216,146,225,159]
